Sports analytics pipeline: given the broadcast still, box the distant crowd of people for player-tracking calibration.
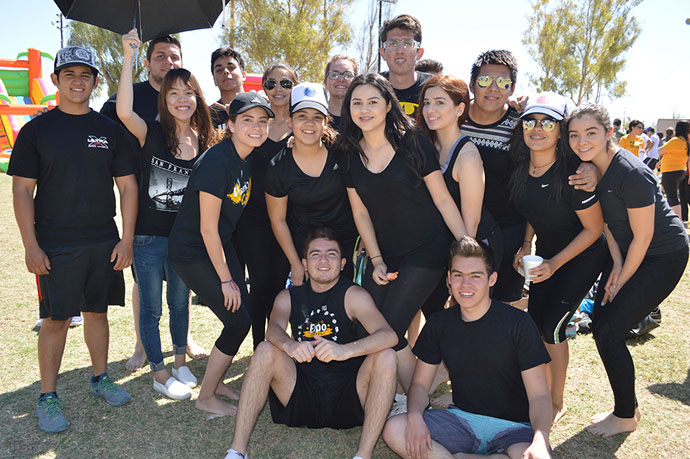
[8,12,689,459]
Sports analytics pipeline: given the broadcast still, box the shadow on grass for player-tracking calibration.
[647,368,690,406]
[553,429,630,459]
[626,332,656,347]
[0,353,251,458]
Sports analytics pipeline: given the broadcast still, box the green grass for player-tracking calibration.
[0,173,688,458]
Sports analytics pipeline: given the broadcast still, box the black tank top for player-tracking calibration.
[288,276,359,345]
[442,135,500,241]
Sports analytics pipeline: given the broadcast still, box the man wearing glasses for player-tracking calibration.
[379,14,431,119]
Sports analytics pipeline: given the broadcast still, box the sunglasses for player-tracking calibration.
[522,118,558,132]
[264,78,293,90]
[327,70,355,81]
[475,75,512,90]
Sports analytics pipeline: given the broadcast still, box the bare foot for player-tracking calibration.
[585,410,640,437]
[552,405,568,424]
[431,392,452,409]
[186,337,207,360]
[125,348,146,372]
[216,382,240,401]
[195,395,237,417]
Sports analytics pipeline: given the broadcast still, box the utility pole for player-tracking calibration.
[376,0,397,73]
[51,13,65,48]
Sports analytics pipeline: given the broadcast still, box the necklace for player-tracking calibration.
[530,158,556,174]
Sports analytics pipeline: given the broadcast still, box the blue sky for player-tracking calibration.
[2,0,688,125]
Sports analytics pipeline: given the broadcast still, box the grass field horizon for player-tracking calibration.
[0,173,688,458]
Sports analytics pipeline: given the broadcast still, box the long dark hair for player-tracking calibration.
[159,68,215,156]
[332,72,426,179]
[674,120,690,150]
[508,119,574,204]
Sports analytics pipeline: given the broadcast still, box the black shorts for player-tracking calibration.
[37,239,125,320]
[268,357,365,429]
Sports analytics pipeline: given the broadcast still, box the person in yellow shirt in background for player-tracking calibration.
[659,121,690,218]
[619,120,646,157]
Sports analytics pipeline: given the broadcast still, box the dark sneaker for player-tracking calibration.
[36,395,69,433]
[90,375,131,407]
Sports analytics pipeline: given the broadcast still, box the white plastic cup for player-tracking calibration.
[522,255,544,283]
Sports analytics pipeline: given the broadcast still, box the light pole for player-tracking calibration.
[51,13,65,48]
[376,0,397,73]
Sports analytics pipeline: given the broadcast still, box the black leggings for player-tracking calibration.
[234,214,289,348]
[529,243,606,344]
[171,247,251,356]
[362,261,445,351]
[493,222,527,303]
[661,170,685,206]
[592,245,688,418]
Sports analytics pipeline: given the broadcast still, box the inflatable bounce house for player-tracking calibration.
[0,48,58,172]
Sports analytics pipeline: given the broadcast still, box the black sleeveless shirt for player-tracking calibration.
[442,135,500,242]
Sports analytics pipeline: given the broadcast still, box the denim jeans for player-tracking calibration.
[133,235,189,371]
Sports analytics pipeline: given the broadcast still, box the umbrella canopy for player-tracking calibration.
[55,0,224,42]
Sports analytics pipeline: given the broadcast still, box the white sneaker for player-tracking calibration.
[225,448,248,458]
[172,365,197,388]
[388,393,408,418]
[153,377,192,400]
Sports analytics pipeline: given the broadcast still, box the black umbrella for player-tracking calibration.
[54,0,225,42]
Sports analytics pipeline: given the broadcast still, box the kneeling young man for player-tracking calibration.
[383,237,552,459]
[227,228,398,459]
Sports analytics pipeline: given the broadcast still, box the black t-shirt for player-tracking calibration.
[414,300,551,423]
[242,137,288,221]
[135,119,197,237]
[380,71,432,119]
[328,112,341,132]
[442,135,499,242]
[209,100,230,129]
[513,160,603,258]
[265,147,357,252]
[7,108,137,246]
[461,108,523,228]
[288,276,365,375]
[100,81,159,123]
[596,149,688,256]
[168,138,253,261]
[342,131,449,267]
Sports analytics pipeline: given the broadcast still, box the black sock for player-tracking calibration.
[40,391,58,399]
[91,373,107,384]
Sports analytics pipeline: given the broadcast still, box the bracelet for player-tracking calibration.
[523,240,531,244]
[370,255,382,260]
[220,279,232,284]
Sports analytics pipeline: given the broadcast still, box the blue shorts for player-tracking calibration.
[423,405,534,455]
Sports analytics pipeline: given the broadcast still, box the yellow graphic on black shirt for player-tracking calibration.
[399,101,418,116]
[227,177,251,206]
[302,320,334,339]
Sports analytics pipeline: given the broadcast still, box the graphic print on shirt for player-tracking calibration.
[148,156,193,212]
[296,304,340,342]
[87,135,109,149]
[228,176,251,206]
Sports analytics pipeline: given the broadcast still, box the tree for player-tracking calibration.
[67,21,148,97]
[523,0,642,105]
[219,0,353,82]
[354,0,395,74]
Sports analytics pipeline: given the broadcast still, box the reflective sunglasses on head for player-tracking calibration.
[475,75,512,90]
[522,118,558,132]
[382,38,420,50]
[327,70,355,81]
[264,78,293,90]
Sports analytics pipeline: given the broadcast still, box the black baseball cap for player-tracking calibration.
[228,92,274,118]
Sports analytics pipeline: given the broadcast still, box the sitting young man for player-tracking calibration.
[383,237,552,459]
[227,227,398,459]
